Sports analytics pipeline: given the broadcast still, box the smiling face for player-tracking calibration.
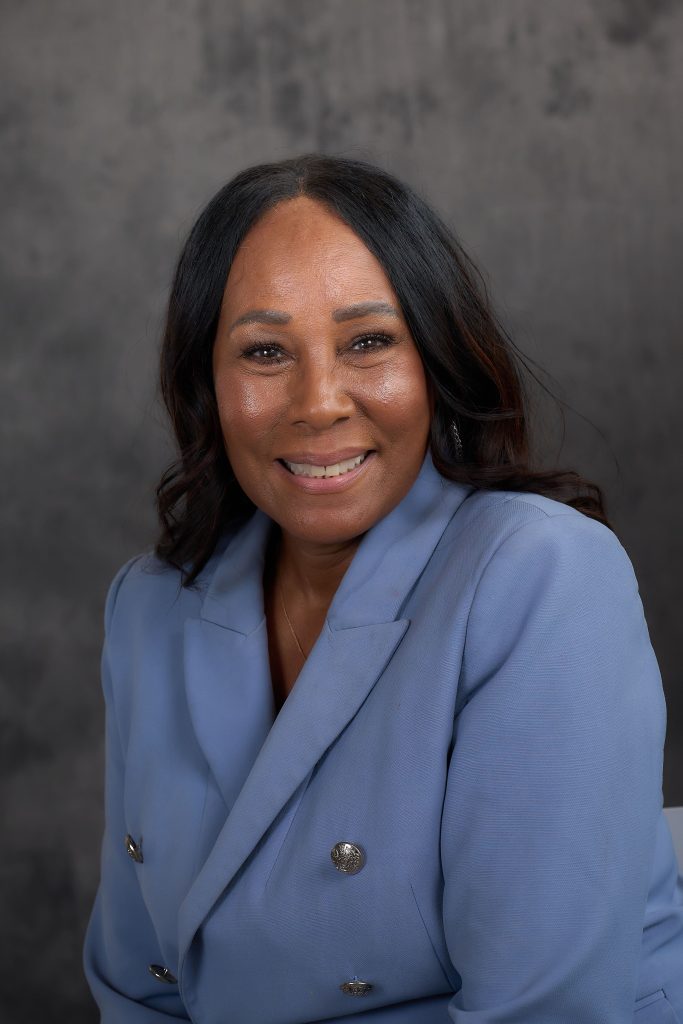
[212,195,433,550]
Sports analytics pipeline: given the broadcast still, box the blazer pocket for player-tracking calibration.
[633,988,681,1023]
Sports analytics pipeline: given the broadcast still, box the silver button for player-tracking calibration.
[330,841,365,874]
[125,834,143,863]
[148,964,177,984]
[340,978,373,996]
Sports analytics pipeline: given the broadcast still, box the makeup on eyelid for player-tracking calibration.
[239,332,398,363]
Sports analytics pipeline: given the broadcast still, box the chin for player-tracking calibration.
[282,509,374,543]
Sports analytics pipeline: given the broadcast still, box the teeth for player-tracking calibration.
[284,452,369,478]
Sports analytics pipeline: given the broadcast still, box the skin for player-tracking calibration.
[212,196,434,702]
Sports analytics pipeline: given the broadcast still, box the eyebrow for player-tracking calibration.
[228,301,401,333]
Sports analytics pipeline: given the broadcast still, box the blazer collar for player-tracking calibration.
[178,448,474,972]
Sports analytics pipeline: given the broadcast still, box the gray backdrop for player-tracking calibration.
[2,1,681,1020]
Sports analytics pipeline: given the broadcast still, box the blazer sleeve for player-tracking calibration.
[441,511,667,1023]
[83,557,191,1022]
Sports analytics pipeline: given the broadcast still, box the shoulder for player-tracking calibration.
[438,485,643,675]
[450,488,665,754]
[102,550,177,635]
[445,485,635,589]
[451,489,647,680]
[102,532,235,640]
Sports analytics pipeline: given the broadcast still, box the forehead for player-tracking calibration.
[223,196,397,308]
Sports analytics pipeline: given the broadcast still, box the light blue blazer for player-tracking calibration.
[84,449,683,1023]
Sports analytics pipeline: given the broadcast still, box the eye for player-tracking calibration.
[350,332,396,353]
[240,331,397,364]
[239,342,286,363]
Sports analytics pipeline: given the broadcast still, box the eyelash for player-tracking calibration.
[239,332,396,363]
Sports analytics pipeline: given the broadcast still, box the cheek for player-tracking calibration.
[370,359,430,424]
[214,372,277,433]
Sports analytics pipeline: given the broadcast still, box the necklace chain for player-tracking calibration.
[278,578,307,661]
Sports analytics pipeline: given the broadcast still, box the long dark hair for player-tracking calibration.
[156,152,611,587]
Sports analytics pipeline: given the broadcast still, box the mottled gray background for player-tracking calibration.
[2,0,681,1020]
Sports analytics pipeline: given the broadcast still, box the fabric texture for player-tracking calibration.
[83,448,683,1023]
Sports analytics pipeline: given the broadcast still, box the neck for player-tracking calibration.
[266,523,364,609]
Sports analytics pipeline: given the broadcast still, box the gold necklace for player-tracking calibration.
[278,578,308,661]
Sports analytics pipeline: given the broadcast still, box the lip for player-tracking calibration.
[278,448,374,466]
[274,450,376,493]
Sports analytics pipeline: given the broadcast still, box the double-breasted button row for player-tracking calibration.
[149,964,177,984]
[128,834,364,874]
[330,841,364,874]
[125,833,143,863]
[148,959,369,996]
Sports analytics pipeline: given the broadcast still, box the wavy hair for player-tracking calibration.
[155,152,611,587]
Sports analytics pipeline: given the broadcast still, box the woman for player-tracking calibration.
[83,154,683,1022]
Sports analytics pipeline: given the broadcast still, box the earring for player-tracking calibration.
[449,418,464,461]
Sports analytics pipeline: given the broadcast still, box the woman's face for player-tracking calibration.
[212,196,433,549]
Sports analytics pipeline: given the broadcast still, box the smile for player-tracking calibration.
[281,452,369,478]
[274,451,376,493]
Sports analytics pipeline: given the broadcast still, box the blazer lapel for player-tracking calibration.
[178,449,474,967]
[182,506,276,814]
[182,618,275,811]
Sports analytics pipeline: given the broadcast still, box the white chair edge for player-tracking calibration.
[663,806,683,870]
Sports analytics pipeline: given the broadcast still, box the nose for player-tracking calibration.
[287,350,357,429]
